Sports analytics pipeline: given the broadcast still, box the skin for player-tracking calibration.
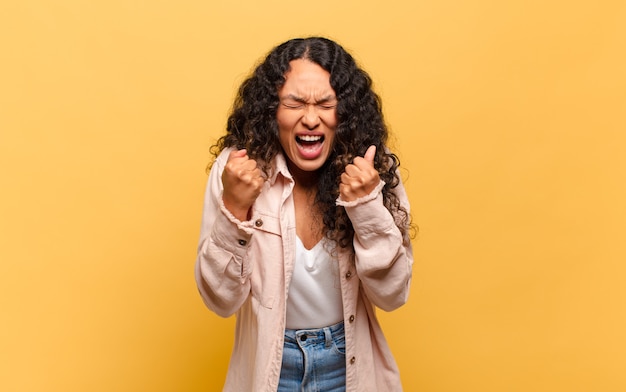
[221,148,264,222]
[222,59,380,248]
[276,59,338,179]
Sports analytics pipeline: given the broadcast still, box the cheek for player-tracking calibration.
[323,110,338,127]
[276,113,290,139]
[277,124,293,152]
[323,115,338,135]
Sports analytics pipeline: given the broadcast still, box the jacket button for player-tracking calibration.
[349,315,355,323]
[345,271,352,279]
[350,356,356,364]
[238,239,247,246]
[254,219,263,227]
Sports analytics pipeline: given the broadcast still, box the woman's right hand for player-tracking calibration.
[221,149,264,221]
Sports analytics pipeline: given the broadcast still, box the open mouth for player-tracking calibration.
[295,134,325,158]
[296,134,325,145]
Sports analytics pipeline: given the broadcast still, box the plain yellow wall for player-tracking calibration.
[1,0,625,391]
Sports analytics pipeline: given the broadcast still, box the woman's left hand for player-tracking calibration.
[339,145,379,202]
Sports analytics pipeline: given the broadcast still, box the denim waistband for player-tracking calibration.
[284,320,345,348]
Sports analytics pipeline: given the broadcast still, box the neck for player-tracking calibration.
[287,161,320,190]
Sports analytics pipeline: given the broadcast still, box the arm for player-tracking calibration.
[337,145,413,311]
[194,148,260,317]
[339,180,413,311]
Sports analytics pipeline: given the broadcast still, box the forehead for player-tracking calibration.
[281,59,334,96]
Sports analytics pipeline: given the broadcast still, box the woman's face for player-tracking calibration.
[276,59,338,177]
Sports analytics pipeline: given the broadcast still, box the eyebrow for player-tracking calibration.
[281,94,337,104]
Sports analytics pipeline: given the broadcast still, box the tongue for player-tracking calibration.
[297,141,323,159]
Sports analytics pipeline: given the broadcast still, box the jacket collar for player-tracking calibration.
[268,152,293,186]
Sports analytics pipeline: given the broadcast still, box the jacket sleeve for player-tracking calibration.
[195,148,255,317]
[337,177,414,312]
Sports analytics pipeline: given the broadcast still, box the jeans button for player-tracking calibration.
[300,335,307,342]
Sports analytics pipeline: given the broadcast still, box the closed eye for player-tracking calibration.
[280,94,337,110]
[282,102,305,109]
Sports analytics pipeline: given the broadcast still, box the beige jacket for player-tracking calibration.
[195,148,413,391]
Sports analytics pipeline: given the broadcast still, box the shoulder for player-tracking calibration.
[210,147,237,171]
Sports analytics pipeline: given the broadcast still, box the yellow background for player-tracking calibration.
[1,0,625,391]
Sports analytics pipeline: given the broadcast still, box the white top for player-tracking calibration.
[285,237,344,329]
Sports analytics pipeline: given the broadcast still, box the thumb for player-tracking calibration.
[228,148,248,161]
[363,145,376,165]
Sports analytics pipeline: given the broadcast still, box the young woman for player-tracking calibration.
[195,37,413,392]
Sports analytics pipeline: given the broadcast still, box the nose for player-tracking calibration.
[301,105,320,129]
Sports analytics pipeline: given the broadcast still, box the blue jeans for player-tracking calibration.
[278,321,346,392]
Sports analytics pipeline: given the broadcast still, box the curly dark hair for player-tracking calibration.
[211,37,411,248]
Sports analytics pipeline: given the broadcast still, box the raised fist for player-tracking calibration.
[339,145,380,202]
[221,149,264,221]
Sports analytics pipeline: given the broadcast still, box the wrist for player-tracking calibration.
[223,199,252,221]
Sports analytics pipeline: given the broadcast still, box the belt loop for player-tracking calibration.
[324,327,332,349]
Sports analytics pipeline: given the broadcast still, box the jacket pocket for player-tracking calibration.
[249,212,282,309]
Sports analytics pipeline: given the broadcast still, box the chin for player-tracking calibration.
[297,161,324,172]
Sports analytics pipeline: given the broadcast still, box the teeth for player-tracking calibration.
[297,135,322,142]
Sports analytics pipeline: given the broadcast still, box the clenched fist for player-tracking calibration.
[339,145,380,202]
[221,149,264,221]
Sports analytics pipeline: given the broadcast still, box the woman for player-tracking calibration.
[195,37,413,392]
